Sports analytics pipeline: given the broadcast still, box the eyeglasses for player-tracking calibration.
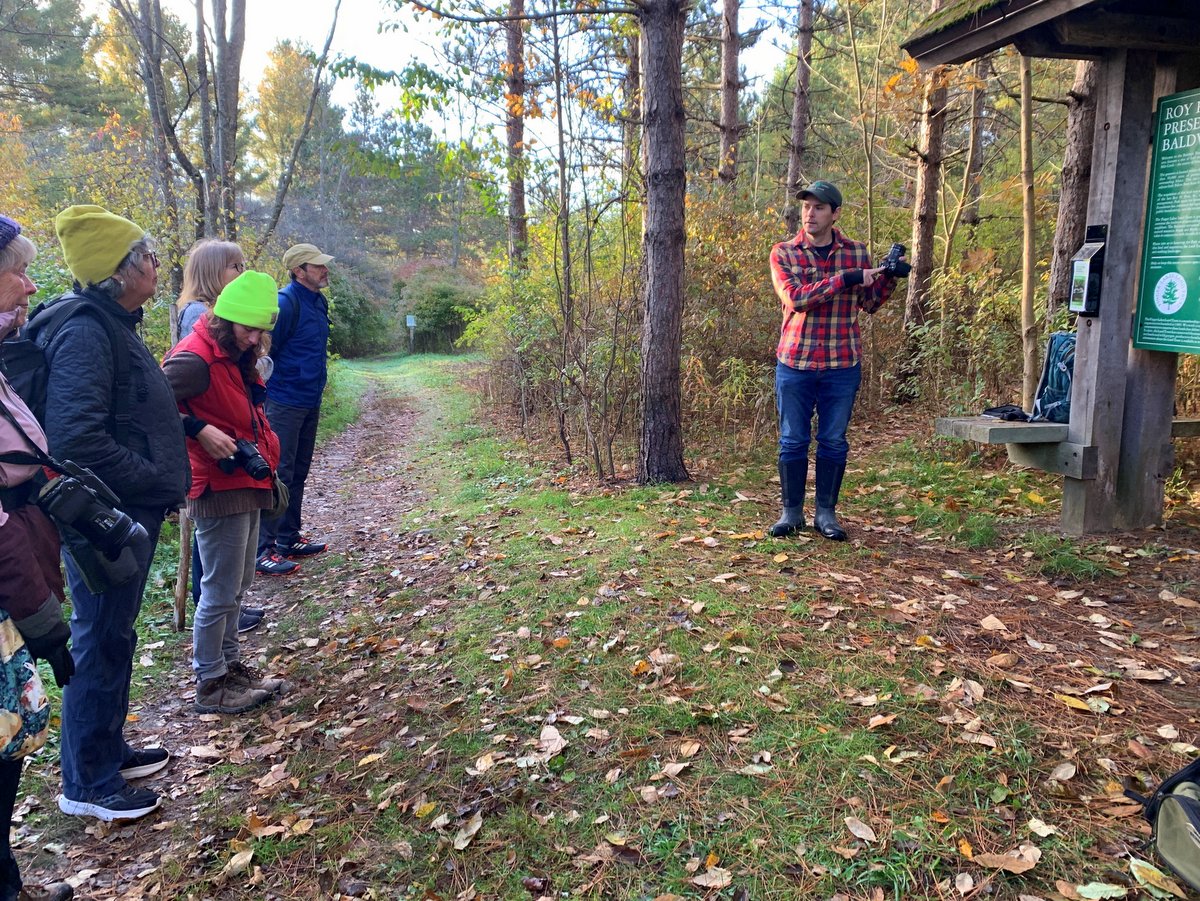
[232,261,247,272]
[148,252,160,269]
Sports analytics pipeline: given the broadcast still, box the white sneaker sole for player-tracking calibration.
[58,793,161,821]
[118,752,171,780]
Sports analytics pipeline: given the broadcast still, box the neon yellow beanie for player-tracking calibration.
[54,205,145,286]
[213,270,279,329]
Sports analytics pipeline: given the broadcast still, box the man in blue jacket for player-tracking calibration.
[256,243,333,575]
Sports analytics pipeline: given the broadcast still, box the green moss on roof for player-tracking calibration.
[905,0,1006,46]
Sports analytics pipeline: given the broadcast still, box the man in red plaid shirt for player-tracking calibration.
[768,181,904,541]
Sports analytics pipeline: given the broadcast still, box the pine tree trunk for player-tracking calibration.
[637,0,689,484]
[895,1,947,404]
[1047,60,1098,319]
[783,0,815,234]
[505,0,527,267]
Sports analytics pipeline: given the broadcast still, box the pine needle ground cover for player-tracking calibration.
[19,354,1200,900]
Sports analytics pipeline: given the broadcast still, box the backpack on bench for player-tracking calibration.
[1030,331,1076,424]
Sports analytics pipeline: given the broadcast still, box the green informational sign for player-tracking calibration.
[1134,87,1200,354]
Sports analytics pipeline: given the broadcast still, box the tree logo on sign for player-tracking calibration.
[1154,272,1187,315]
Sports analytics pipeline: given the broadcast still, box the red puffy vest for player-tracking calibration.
[168,317,281,500]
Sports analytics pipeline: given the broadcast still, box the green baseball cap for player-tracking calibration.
[798,180,843,208]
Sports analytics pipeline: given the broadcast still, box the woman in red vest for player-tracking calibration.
[163,271,288,714]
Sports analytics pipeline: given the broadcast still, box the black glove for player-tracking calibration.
[23,620,75,687]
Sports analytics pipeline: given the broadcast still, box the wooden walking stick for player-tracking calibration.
[174,510,191,631]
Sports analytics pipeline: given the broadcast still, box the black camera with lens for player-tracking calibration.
[37,461,148,561]
[880,242,912,278]
[218,438,271,481]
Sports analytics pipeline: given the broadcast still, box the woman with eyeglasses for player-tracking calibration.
[176,239,245,340]
[31,205,189,822]
[174,240,264,634]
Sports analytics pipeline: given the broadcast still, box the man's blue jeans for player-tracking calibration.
[60,506,163,801]
[258,399,320,555]
[776,361,862,464]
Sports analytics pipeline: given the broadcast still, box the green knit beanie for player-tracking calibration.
[213,270,279,329]
[54,205,145,285]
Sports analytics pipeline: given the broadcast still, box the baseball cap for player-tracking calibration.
[797,181,843,208]
[282,243,334,271]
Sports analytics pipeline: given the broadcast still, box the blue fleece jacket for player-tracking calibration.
[267,279,330,409]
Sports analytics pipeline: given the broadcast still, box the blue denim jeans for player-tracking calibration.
[60,506,163,801]
[776,361,862,464]
[258,399,320,554]
[193,510,259,682]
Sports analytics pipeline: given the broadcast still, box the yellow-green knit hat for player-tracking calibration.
[213,270,279,329]
[54,205,145,285]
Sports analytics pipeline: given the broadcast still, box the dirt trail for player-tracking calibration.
[23,384,446,899]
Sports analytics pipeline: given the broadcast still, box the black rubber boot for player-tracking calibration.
[813,457,848,541]
[769,458,807,537]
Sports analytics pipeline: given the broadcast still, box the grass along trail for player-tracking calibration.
[17,353,1200,899]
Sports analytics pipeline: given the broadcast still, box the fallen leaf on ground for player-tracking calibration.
[691,868,732,889]
[1129,858,1187,898]
[973,842,1041,874]
[845,816,877,842]
[453,811,483,850]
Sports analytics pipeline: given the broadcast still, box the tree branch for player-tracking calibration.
[401,0,638,25]
[252,0,343,261]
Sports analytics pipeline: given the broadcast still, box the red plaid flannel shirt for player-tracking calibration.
[770,227,893,370]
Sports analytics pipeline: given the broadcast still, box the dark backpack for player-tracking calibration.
[0,293,131,444]
[1031,331,1075,424]
[1126,757,1200,890]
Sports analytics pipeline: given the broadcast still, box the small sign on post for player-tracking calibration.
[406,314,416,353]
[1134,86,1200,354]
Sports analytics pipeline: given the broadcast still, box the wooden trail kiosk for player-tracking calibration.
[902,0,1200,536]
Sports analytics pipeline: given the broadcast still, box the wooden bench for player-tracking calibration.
[935,416,1200,480]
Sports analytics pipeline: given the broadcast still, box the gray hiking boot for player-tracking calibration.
[195,673,272,714]
[227,660,290,696]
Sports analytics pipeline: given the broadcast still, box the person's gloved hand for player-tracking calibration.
[23,620,74,687]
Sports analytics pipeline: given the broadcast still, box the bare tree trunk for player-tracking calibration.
[505,0,527,267]
[637,0,689,484]
[195,0,218,236]
[253,0,341,262]
[1047,60,1098,319]
[717,0,739,185]
[783,0,815,233]
[212,0,245,237]
[940,54,990,270]
[551,14,576,467]
[1020,53,1038,410]
[961,55,989,230]
[895,0,947,404]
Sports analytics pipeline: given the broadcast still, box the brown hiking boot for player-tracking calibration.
[227,660,290,696]
[195,673,272,714]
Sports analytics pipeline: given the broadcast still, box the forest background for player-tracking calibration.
[2,0,1197,493]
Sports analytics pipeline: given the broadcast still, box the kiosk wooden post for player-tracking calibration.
[1059,50,1157,534]
[905,2,1200,536]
